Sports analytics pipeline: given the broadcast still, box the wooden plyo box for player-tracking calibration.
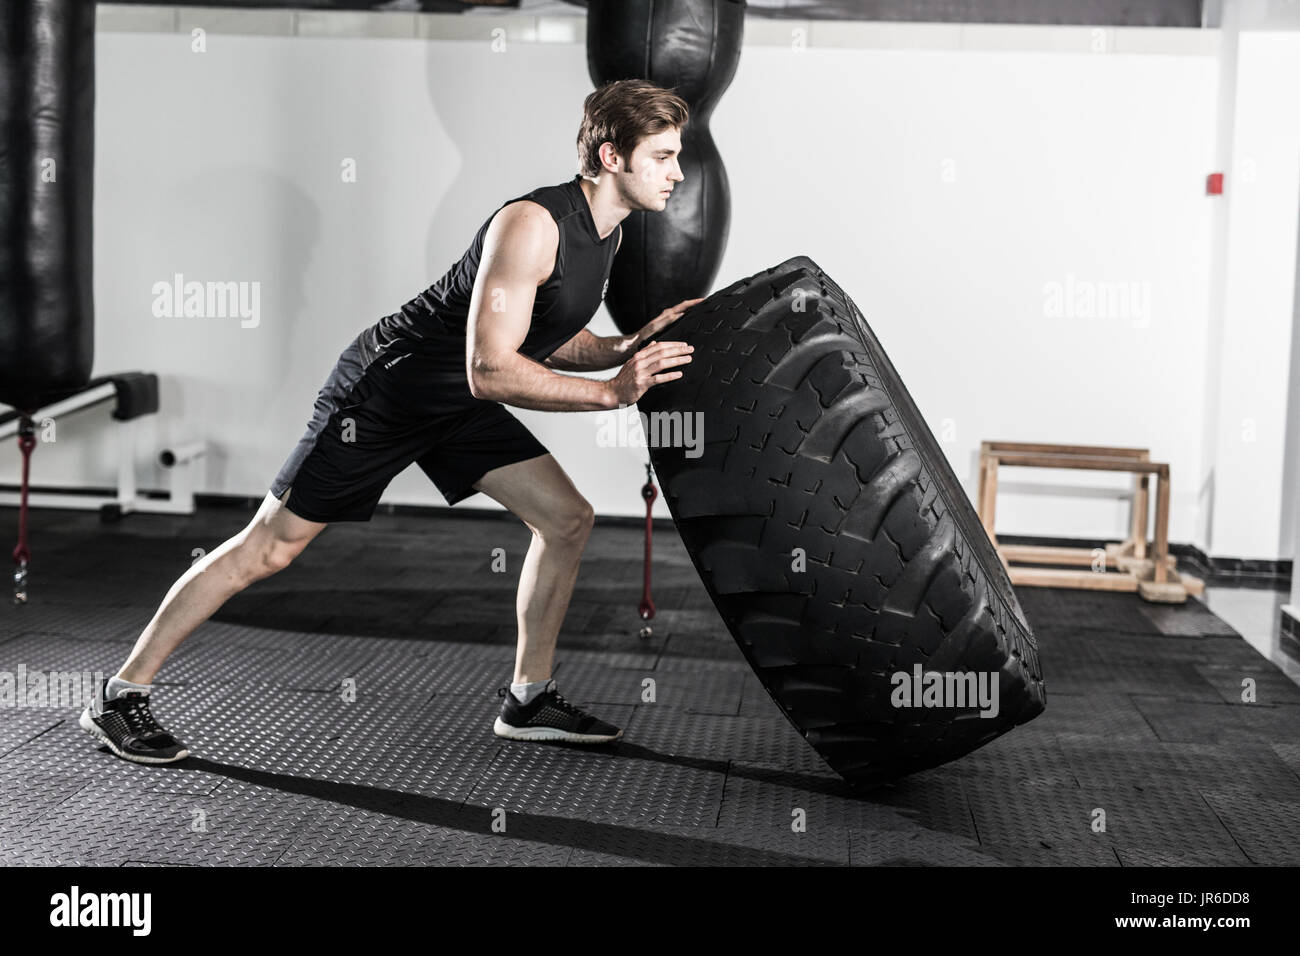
[976,441,1204,604]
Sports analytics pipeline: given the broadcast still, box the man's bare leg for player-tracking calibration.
[82,487,330,763]
[470,454,595,684]
[118,487,328,683]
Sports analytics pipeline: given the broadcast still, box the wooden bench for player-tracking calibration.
[976,440,1204,604]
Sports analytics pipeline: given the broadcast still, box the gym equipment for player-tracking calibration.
[977,440,1205,603]
[586,0,743,335]
[0,0,96,412]
[0,374,204,522]
[639,256,1046,788]
[1,0,98,604]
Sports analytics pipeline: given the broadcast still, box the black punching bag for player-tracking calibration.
[587,0,743,336]
[0,0,95,413]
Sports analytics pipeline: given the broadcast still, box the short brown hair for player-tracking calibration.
[577,79,690,179]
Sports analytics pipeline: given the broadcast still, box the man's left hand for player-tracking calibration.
[630,297,705,350]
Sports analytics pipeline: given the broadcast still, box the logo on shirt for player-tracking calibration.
[601,277,609,301]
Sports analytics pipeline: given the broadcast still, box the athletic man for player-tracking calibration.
[81,79,700,764]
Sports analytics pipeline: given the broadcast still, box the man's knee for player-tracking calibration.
[234,536,299,584]
[543,498,594,545]
[237,522,312,583]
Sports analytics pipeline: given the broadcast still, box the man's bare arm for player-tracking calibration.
[467,201,619,411]
[544,329,636,372]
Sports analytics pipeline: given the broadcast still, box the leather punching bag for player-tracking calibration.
[587,0,744,336]
[0,0,96,413]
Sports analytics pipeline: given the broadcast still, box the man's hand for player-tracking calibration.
[619,297,706,356]
[606,341,694,407]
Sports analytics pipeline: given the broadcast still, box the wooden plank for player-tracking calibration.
[977,449,989,522]
[984,440,1151,458]
[1000,544,1098,566]
[991,453,1166,473]
[1138,578,1189,604]
[1132,474,1149,560]
[980,456,999,543]
[1008,566,1139,591]
[1152,470,1172,585]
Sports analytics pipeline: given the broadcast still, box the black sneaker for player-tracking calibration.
[494,680,623,744]
[79,679,190,764]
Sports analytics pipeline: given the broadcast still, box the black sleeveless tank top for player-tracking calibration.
[356,174,621,413]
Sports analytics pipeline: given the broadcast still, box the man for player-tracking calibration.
[81,79,701,764]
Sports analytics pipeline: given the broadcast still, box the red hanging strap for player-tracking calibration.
[12,415,36,605]
[638,461,656,621]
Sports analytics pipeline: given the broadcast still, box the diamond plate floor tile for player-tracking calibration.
[1164,742,1300,801]
[0,757,90,838]
[1115,847,1251,867]
[1198,787,1300,865]
[849,829,1004,866]
[1130,696,1300,745]
[548,658,746,715]
[272,801,486,866]
[0,709,66,758]
[1272,742,1300,777]
[1057,735,1196,789]
[1139,599,1241,637]
[412,824,577,866]
[962,779,1119,860]
[1041,692,1159,741]
[468,744,726,828]
[182,685,446,753]
[1082,783,1246,860]
[0,635,130,684]
[0,604,143,643]
[160,641,379,693]
[10,786,315,866]
[186,726,498,806]
[1016,589,1157,635]
[978,837,1121,867]
[860,766,981,840]
[567,823,850,866]
[549,647,661,671]
[624,706,829,774]
[716,763,930,831]
[1192,664,1300,706]
[1046,660,1217,700]
[347,649,510,698]
[658,632,746,662]
[955,731,1080,787]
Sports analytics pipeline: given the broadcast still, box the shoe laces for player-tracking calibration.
[116,693,169,739]
[497,682,584,715]
[546,687,585,717]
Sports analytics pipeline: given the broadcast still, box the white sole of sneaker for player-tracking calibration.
[493,717,622,744]
[78,709,191,765]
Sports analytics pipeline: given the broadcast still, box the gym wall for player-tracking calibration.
[7,5,1296,567]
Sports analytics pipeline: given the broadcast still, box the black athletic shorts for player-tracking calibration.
[269,332,550,523]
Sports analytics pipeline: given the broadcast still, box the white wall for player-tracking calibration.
[1205,31,1300,560]
[12,10,1283,564]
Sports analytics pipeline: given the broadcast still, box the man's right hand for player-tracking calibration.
[606,340,694,407]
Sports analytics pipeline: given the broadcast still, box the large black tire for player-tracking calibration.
[639,256,1046,788]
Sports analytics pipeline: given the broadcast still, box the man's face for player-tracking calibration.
[616,128,684,211]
